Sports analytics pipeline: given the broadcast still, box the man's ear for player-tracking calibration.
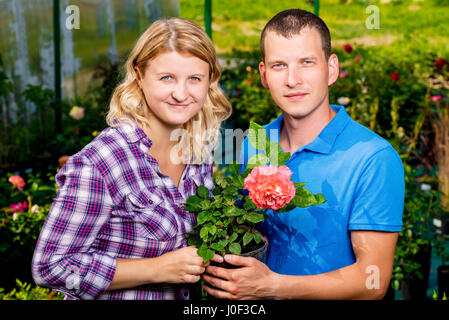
[259,61,269,89]
[327,54,339,86]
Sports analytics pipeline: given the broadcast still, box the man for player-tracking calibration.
[201,9,404,299]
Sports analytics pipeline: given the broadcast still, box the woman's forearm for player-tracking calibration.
[106,257,165,291]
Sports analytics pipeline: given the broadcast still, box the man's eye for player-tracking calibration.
[272,63,284,69]
[304,61,314,65]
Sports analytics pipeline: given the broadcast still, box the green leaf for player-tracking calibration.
[184,195,202,211]
[218,239,229,247]
[211,242,226,252]
[197,186,210,199]
[294,182,307,188]
[200,226,209,240]
[228,233,238,243]
[198,244,215,262]
[247,153,269,170]
[236,216,246,224]
[253,233,262,244]
[290,188,327,208]
[248,122,269,153]
[229,242,242,255]
[243,231,254,246]
[197,211,212,225]
[209,225,217,235]
[246,212,265,223]
[224,207,245,217]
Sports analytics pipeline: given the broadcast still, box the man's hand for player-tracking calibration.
[201,254,278,300]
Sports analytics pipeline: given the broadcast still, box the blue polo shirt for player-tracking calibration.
[239,105,404,276]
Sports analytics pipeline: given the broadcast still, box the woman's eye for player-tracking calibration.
[160,75,172,80]
[190,76,201,81]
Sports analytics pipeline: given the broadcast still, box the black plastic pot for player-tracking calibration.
[437,264,449,299]
[401,244,432,300]
[192,237,268,300]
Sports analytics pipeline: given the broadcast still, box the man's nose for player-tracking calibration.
[286,66,303,88]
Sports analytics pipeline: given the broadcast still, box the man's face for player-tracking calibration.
[259,28,338,120]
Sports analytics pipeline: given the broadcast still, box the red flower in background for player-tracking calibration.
[58,155,69,167]
[343,44,353,53]
[431,95,442,102]
[435,58,447,70]
[8,175,25,191]
[390,72,400,82]
[9,201,28,213]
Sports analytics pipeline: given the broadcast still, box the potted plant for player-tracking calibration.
[184,122,326,264]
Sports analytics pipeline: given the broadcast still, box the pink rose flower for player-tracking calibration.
[9,201,28,213]
[8,175,26,191]
[354,56,360,62]
[244,164,296,210]
[431,95,442,102]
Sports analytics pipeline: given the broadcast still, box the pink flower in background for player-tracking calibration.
[343,44,353,53]
[431,95,442,102]
[390,72,400,82]
[8,175,25,191]
[69,106,85,120]
[9,201,28,213]
[339,70,349,78]
[244,165,296,210]
[354,56,360,62]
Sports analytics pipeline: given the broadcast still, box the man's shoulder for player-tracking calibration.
[339,118,403,171]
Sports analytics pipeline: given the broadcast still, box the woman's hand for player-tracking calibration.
[157,246,214,283]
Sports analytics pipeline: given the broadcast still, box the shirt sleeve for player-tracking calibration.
[348,146,405,232]
[31,155,116,299]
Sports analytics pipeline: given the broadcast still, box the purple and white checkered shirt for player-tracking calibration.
[31,121,214,300]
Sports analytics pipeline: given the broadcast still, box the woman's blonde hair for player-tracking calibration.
[107,17,232,164]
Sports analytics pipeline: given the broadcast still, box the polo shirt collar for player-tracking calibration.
[266,105,350,155]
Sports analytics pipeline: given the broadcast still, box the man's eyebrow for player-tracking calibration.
[300,56,318,61]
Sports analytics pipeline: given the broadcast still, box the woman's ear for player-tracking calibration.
[327,54,339,86]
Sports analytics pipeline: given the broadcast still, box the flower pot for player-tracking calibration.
[437,264,449,299]
[401,244,432,300]
[210,234,268,269]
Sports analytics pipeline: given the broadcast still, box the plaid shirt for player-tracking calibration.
[31,121,214,300]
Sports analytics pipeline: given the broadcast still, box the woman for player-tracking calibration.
[31,17,231,300]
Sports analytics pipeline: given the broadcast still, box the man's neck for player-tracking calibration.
[279,104,336,154]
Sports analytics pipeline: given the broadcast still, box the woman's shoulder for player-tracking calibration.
[69,124,140,170]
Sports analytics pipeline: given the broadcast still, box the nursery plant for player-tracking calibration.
[184,122,326,263]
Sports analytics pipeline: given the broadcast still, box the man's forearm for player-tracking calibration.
[270,262,389,300]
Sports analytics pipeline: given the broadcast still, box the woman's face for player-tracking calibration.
[136,51,210,128]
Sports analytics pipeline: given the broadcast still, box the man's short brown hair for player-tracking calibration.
[260,9,331,61]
